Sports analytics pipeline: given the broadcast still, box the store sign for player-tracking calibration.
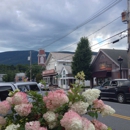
[99,63,112,70]
[42,69,55,75]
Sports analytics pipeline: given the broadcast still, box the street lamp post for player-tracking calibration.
[117,56,123,79]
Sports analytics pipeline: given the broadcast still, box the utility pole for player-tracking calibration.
[128,0,130,79]
[122,1,130,79]
[30,51,32,81]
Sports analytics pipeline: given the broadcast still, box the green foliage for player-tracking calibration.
[2,70,16,82]
[26,64,45,80]
[71,37,92,80]
[39,79,46,86]
[0,64,45,82]
[36,73,43,82]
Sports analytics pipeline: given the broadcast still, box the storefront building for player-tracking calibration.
[91,49,128,87]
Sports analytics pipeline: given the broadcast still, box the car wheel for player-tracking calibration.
[117,93,126,103]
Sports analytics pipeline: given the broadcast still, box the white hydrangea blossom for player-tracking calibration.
[82,89,101,105]
[43,111,57,123]
[69,119,83,130]
[87,123,95,130]
[48,121,57,129]
[70,101,89,115]
[101,105,115,117]
[5,124,20,130]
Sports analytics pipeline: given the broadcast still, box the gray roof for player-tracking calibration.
[51,52,74,61]
[101,49,127,68]
[64,66,72,74]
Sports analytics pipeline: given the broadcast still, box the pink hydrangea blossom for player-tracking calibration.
[0,100,11,115]
[39,127,47,130]
[82,117,95,130]
[93,99,105,110]
[12,92,28,105]
[14,103,33,116]
[68,89,73,94]
[43,89,69,110]
[92,119,108,130]
[25,121,40,130]
[0,116,6,125]
[60,110,83,130]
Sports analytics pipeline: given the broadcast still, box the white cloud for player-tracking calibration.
[0,0,127,52]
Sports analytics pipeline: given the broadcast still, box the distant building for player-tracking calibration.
[38,49,46,66]
[91,49,128,86]
[42,52,97,89]
[15,73,26,82]
[0,74,6,82]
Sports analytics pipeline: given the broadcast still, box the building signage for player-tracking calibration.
[42,69,55,75]
[99,63,112,71]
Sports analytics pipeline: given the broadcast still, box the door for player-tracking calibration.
[106,80,118,98]
[100,80,111,97]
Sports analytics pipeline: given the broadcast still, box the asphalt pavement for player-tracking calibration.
[85,99,130,130]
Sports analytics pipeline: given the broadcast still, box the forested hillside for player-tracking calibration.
[0,51,49,65]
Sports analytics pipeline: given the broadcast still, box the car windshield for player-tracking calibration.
[17,84,40,92]
[102,81,110,87]
[29,84,40,91]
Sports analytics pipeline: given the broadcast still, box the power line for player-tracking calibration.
[58,16,121,51]
[47,30,127,65]
[43,0,122,48]
[92,35,127,50]
[90,29,127,47]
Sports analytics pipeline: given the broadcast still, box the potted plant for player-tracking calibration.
[0,71,115,130]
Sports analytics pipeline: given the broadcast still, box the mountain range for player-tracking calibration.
[0,51,49,65]
[0,51,97,65]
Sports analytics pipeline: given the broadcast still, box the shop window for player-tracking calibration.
[40,57,44,63]
[63,70,66,78]
[63,79,65,85]
[100,55,105,59]
[18,77,22,81]
[99,62,106,70]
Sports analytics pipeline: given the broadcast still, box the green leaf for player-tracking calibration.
[107,127,112,130]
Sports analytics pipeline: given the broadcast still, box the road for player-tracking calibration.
[85,99,130,130]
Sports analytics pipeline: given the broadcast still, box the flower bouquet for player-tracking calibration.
[0,71,115,130]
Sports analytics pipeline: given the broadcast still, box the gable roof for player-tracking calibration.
[60,66,72,74]
[51,52,74,61]
[45,52,74,65]
[64,66,72,74]
[92,49,128,68]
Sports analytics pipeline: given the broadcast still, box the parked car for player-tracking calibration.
[0,82,42,102]
[94,79,130,103]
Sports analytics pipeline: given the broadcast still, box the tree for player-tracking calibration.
[35,73,43,83]
[26,64,45,81]
[2,70,16,82]
[71,37,92,80]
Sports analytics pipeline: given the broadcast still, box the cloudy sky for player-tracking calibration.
[0,0,128,53]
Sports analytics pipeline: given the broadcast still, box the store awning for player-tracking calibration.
[42,69,57,77]
[92,71,111,78]
[60,77,75,79]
